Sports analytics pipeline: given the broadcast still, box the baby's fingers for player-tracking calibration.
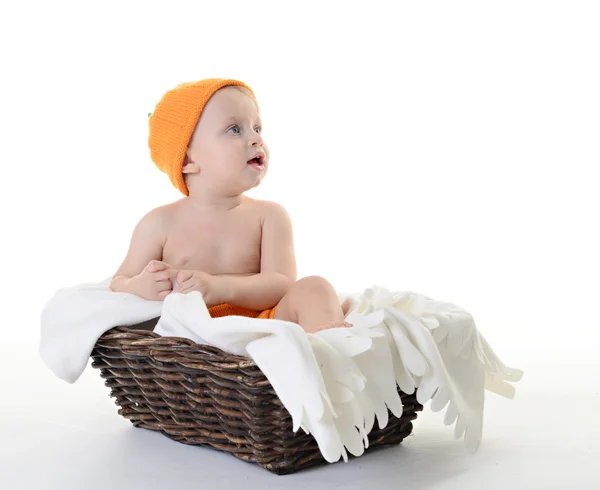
[177,270,193,282]
[156,279,173,292]
[146,260,172,273]
[154,268,178,281]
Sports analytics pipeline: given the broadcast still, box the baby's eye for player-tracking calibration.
[254,126,262,134]
[228,125,240,134]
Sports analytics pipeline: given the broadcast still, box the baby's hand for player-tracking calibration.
[130,260,178,301]
[173,270,218,301]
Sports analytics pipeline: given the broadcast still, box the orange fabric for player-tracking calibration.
[208,303,277,320]
[148,78,255,196]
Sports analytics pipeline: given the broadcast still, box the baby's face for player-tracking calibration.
[186,86,269,193]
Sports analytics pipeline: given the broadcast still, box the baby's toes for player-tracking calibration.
[316,320,353,332]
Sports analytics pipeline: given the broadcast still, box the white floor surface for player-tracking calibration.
[1,341,598,490]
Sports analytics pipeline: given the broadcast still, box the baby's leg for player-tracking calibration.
[275,276,352,334]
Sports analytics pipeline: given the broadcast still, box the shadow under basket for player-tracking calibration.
[90,321,423,475]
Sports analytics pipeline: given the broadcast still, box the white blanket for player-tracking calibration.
[39,278,522,463]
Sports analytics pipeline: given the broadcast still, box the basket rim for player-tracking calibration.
[96,326,258,368]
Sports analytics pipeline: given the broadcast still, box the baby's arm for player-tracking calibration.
[216,201,297,310]
[109,207,175,299]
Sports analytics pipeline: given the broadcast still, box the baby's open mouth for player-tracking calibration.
[247,154,265,171]
[247,155,264,165]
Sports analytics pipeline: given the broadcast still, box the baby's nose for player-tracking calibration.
[249,133,263,146]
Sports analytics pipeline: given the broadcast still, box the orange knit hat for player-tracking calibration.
[148,78,255,196]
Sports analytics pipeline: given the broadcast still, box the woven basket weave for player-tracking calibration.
[90,320,423,475]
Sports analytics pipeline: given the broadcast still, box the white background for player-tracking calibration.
[1,1,598,489]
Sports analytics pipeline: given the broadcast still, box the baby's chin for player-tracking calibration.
[228,170,266,193]
[250,174,266,189]
[249,171,267,190]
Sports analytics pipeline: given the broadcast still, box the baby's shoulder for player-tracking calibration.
[245,197,290,220]
[142,201,176,219]
[135,201,178,231]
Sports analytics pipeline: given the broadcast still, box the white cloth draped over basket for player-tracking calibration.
[39,278,523,463]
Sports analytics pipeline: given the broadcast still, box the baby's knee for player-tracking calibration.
[294,275,335,295]
[275,277,331,322]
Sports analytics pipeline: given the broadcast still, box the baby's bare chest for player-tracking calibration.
[162,214,262,275]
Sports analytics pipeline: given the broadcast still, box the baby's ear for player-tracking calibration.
[182,162,200,174]
[182,154,200,174]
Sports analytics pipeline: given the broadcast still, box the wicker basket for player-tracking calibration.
[90,320,423,475]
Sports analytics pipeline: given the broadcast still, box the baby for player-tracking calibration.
[109,78,351,334]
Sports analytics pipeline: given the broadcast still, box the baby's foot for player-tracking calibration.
[315,320,353,332]
[341,298,352,316]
